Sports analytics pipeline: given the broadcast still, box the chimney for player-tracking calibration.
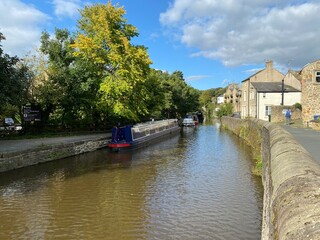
[266,60,273,70]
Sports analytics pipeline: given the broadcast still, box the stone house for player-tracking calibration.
[283,70,301,91]
[299,59,320,123]
[224,83,241,112]
[216,95,224,104]
[250,82,301,121]
[240,60,285,118]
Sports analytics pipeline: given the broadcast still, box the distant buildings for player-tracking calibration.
[216,95,224,104]
[224,83,241,112]
[218,59,320,124]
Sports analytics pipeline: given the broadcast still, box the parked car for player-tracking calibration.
[231,112,241,118]
[0,117,22,137]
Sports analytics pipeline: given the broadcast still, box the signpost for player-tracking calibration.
[23,106,41,134]
[23,106,41,122]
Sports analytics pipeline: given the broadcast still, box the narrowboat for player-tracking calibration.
[108,119,180,151]
[181,114,199,127]
[182,117,195,127]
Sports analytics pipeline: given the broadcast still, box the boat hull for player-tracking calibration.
[108,125,180,151]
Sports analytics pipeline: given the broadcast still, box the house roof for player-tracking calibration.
[287,70,302,81]
[241,61,285,83]
[242,69,264,82]
[251,82,300,92]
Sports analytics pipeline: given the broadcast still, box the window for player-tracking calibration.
[316,71,320,83]
[242,106,246,117]
[265,106,271,116]
[243,91,247,101]
[250,90,254,100]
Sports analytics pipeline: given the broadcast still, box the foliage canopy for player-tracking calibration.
[0,2,200,132]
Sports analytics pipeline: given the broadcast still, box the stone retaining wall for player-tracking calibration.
[0,137,109,173]
[221,116,320,240]
[270,106,301,123]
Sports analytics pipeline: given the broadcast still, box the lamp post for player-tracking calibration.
[281,79,284,105]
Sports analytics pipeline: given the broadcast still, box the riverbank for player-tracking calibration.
[221,117,320,240]
[0,133,111,173]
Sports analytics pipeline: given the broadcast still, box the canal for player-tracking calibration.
[0,123,263,240]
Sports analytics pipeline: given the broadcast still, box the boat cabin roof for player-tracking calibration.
[132,119,177,132]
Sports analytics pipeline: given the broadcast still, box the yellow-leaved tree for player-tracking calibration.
[71,2,152,121]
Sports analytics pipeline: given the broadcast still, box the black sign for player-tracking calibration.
[23,106,41,122]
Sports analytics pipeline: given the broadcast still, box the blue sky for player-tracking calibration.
[1,0,320,90]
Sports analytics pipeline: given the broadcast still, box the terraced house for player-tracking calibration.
[240,60,285,119]
[224,83,241,113]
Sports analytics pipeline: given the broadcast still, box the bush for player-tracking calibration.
[216,103,233,119]
[293,102,302,111]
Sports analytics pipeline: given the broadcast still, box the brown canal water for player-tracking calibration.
[0,123,263,240]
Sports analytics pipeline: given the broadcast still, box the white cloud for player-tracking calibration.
[160,0,320,69]
[0,0,50,57]
[186,75,211,81]
[52,0,81,19]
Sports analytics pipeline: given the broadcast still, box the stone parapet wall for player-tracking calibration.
[221,117,320,239]
[0,137,109,173]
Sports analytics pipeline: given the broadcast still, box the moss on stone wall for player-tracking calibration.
[252,155,262,176]
[228,120,262,176]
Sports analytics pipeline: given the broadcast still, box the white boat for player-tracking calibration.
[182,118,195,127]
[182,114,198,127]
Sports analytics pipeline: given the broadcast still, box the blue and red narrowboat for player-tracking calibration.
[108,119,180,151]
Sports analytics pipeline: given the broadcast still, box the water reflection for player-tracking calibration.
[0,125,262,240]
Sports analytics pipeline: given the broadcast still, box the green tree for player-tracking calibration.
[71,2,152,121]
[199,87,226,120]
[37,29,104,128]
[144,69,167,119]
[199,90,213,107]
[39,29,77,125]
[0,32,30,123]
[157,71,199,118]
[216,103,233,119]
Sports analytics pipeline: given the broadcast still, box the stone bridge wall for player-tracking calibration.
[221,116,320,240]
[0,137,109,173]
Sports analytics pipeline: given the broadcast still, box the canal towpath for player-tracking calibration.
[282,124,320,164]
[0,133,112,154]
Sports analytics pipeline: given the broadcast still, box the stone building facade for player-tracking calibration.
[300,59,320,123]
[224,83,241,112]
[240,60,285,118]
[283,70,301,91]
